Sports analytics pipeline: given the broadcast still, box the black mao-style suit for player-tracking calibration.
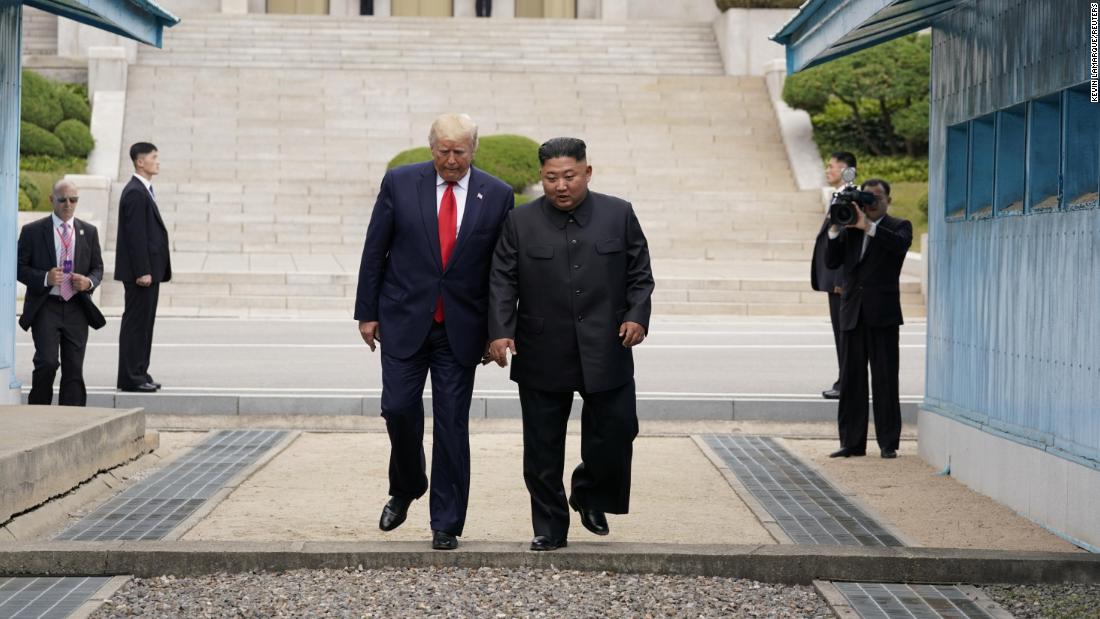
[17,216,106,406]
[488,192,655,541]
[114,176,172,389]
[825,214,912,452]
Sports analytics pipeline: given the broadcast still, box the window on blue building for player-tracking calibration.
[1027,93,1061,213]
[1062,84,1099,210]
[968,114,996,219]
[994,104,1026,216]
[945,123,968,220]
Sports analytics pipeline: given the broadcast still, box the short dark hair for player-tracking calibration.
[861,178,891,196]
[130,142,157,163]
[538,137,586,165]
[830,151,857,169]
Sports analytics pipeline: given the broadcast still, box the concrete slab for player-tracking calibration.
[0,406,151,523]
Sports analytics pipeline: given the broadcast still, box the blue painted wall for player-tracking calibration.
[925,0,1100,467]
[0,0,21,399]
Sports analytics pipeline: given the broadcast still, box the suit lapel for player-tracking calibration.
[41,217,55,267]
[74,219,89,272]
[148,189,167,230]
[447,168,486,271]
[418,165,444,272]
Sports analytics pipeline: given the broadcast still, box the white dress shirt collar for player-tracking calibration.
[436,168,471,192]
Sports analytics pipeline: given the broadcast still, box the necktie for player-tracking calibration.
[434,182,458,323]
[149,184,155,199]
[59,222,74,301]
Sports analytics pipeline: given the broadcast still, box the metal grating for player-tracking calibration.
[833,583,1001,618]
[57,429,286,541]
[704,435,903,546]
[0,577,111,619]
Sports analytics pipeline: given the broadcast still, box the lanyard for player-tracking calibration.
[56,223,73,254]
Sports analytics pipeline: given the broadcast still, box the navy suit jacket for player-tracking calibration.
[355,161,515,367]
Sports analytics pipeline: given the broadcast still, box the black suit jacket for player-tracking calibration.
[811,216,844,292]
[488,192,655,393]
[825,214,913,331]
[17,216,106,331]
[114,176,172,283]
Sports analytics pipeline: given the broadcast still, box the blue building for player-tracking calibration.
[776,0,1100,550]
[1,0,178,403]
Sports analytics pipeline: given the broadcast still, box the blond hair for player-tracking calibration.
[428,113,479,151]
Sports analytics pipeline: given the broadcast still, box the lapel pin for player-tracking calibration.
[79,230,84,236]
[477,193,483,200]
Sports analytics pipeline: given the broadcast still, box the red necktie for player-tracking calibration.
[434,182,457,323]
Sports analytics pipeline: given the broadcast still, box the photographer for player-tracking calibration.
[824,179,912,459]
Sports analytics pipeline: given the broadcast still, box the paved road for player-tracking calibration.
[14,315,926,399]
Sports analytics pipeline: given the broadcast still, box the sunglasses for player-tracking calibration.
[56,196,79,204]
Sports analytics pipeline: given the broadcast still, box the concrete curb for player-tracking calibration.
[0,542,1096,585]
[27,392,921,423]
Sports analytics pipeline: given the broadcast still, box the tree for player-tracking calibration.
[783,34,931,157]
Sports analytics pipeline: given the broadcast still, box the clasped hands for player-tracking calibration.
[46,268,93,292]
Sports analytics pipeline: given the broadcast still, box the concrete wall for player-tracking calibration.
[629,0,717,21]
[713,8,794,76]
[160,0,221,16]
[922,0,1098,548]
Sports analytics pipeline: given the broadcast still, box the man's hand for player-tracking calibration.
[359,321,381,352]
[136,274,153,287]
[845,202,869,231]
[481,343,493,366]
[489,338,516,367]
[47,267,64,286]
[71,274,92,292]
[619,321,646,348]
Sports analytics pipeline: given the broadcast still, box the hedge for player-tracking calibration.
[54,118,94,157]
[387,134,541,194]
[20,122,66,158]
[19,172,44,211]
[21,70,63,130]
[58,87,91,125]
[18,190,33,211]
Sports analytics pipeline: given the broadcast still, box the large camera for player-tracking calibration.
[828,167,876,226]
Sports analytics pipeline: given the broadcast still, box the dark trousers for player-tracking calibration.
[117,282,159,389]
[828,291,845,390]
[518,380,639,541]
[29,297,89,406]
[380,321,476,536]
[837,321,901,452]
[476,0,491,16]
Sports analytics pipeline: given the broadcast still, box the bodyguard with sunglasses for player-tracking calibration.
[17,180,106,406]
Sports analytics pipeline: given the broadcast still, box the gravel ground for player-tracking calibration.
[983,583,1100,619]
[92,567,831,618]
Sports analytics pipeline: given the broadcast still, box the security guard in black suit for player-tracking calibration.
[488,137,654,552]
[825,178,912,459]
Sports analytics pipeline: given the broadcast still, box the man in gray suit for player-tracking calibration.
[488,137,655,551]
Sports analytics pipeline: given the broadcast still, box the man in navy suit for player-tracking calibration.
[17,180,106,406]
[355,113,514,550]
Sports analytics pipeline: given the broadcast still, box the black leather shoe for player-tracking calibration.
[149,381,162,390]
[530,536,568,551]
[119,383,158,393]
[881,449,898,459]
[822,388,841,400]
[378,496,413,532]
[432,530,458,550]
[829,447,866,458]
[568,495,609,536]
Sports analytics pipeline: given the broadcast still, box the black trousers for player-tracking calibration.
[827,291,845,391]
[380,321,476,536]
[29,297,89,406]
[518,380,639,541]
[476,0,491,16]
[117,282,159,389]
[837,321,901,452]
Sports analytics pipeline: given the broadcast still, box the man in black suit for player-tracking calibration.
[825,179,912,459]
[812,151,856,400]
[476,0,491,16]
[17,180,106,406]
[115,142,171,393]
[488,137,655,551]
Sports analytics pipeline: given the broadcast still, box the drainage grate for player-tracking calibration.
[57,429,287,541]
[832,582,1002,618]
[0,577,112,619]
[703,435,902,546]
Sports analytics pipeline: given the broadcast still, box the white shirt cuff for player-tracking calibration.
[827,227,840,240]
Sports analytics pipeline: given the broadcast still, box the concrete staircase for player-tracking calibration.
[20,7,56,57]
[101,14,923,317]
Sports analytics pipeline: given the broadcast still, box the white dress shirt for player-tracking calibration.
[435,168,471,235]
[132,172,155,200]
[828,217,881,260]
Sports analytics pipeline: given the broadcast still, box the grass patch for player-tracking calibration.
[889,181,928,242]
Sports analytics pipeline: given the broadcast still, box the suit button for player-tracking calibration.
[570,239,577,245]
[578,315,584,322]
[575,289,582,295]
[573,264,580,269]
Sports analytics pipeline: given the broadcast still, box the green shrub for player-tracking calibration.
[57,87,91,124]
[19,172,43,210]
[387,135,541,194]
[855,155,929,183]
[20,69,63,130]
[18,154,87,173]
[20,121,66,157]
[514,193,532,206]
[20,170,61,212]
[18,190,33,211]
[54,119,94,157]
[716,0,803,8]
[917,190,928,218]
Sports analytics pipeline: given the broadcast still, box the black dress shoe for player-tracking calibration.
[432,530,458,550]
[530,536,568,551]
[881,449,898,459]
[378,496,413,532]
[829,447,866,458]
[119,383,158,393]
[150,382,162,390]
[822,388,841,400]
[568,495,609,536]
